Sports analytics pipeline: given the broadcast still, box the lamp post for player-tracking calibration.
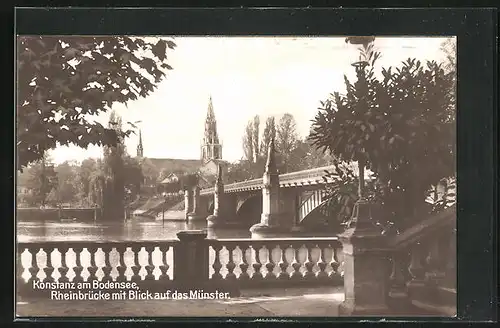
[346,36,374,226]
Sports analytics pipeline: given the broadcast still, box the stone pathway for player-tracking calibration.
[16,287,344,318]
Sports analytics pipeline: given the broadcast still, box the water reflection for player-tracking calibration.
[17,214,251,243]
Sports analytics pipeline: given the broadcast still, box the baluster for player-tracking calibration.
[17,246,26,293]
[144,245,156,281]
[211,244,223,280]
[87,246,99,282]
[159,244,170,281]
[407,242,426,290]
[101,246,113,282]
[264,244,277,281]
[328,245,342,284]
[130,245,142,283]
[115,246,127,282]
[72,247,84,283]
[251,244,263,281]
[42,246,55,283]
[238,244,250,281]
[290,243,302,281]
[225,245,237,281]
[28,247,41,284]
[389,251,409,304]
[303,243,315,280]
[57,246,69,283]
[425,237,445,285]
[315,244,328,281]
[277,244,290,280]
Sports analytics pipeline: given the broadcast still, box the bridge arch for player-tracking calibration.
[235,193,262,225]
[297,189,330,224]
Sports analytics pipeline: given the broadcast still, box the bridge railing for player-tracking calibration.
[200,165,340,195]
[16,234,344,298]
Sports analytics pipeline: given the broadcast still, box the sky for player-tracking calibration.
[46,36,454,165]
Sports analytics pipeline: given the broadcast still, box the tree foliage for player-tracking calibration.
[310,43,456,227]
[276,113,299,173]
[252,115,260,163]
[17,155,58,207]
[17,35,176,170]
[242,120,254,162]
[47,161,78,205]
[260,116,276,159]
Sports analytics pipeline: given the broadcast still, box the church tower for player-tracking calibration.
[201,96,223,163]
[136,129,144,158]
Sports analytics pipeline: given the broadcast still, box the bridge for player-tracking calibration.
[182,139,352,238]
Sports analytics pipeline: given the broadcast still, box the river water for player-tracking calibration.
[17,211,341,283]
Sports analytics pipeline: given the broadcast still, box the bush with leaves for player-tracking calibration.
[310,43,455,228]
[17,36,176,170]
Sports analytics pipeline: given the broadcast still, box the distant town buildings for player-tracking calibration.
[136,96,228,192]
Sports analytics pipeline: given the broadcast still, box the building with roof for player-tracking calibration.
[136,96,228,193]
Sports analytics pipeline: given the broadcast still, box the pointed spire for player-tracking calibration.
[136,129,144,157]
[202,94,222,163]
[206,95,215,120]
[265,136,277,173]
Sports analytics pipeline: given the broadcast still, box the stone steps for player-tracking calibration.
[407,283,457,317]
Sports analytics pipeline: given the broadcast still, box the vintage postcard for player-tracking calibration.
[16,35,457,318]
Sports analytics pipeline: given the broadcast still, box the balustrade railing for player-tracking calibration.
[17,241,176,297]
[208,238,344,287]
[387,206,456,315]
[17,236,345,298]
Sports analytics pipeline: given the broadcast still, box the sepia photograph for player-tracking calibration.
[16,35,456,318]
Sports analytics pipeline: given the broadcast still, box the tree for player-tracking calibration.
[48,161,78,205]
[19,155,58,206]
[242,120,254,162]
[288,137,335,172]
[123,156,144,203]
[440,38,456,75]
[76,158,98,205]
[17,35,176,170]
[260,116,276,159]
[252,115,260,163]
[276,113,298,173]
[102,111,127,219]
[140,158,160,188]
[310,43,455,228]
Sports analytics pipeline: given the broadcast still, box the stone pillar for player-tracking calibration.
[250,138,285,238]
[184,189,193,220]
[207,164,224,228]
[337,197,392,316]
[187,186,204,221]
[174,230,209,291]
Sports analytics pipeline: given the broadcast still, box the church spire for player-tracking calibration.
[136,129,144,157]
[201,95,222,163]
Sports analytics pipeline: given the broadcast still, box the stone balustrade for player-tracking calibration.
[387,206,457,315]
[208,237,344,287]
[17,234,344,298]
[17,240,176,297]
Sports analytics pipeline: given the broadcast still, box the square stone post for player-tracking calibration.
[174,230,209,291]
[187,186,204,221]
[250,137,286,238]
[338,198,392,316]
[207,164,225,227]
